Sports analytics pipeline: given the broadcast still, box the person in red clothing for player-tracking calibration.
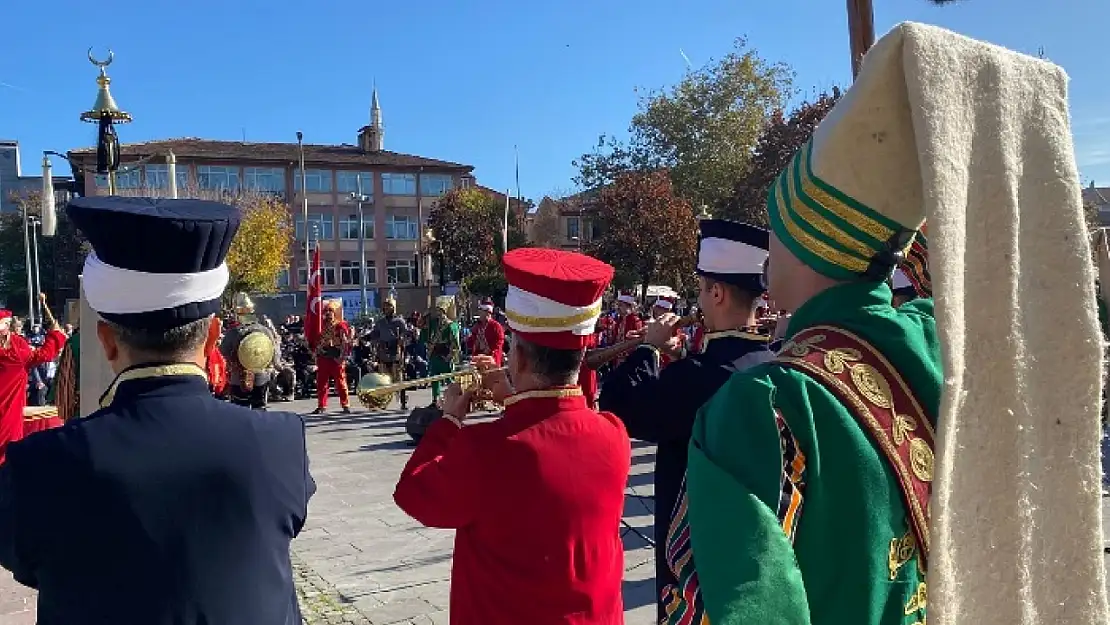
[577,328,600,409]
[0,296,66,465]
[465,299,505,365]
[649,298,686,367]
[394,248,631,625]
[206,342,229,398]
[606,293,643,366]
[312,300,353,414]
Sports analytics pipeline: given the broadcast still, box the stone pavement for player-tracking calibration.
[3,392,1109,624]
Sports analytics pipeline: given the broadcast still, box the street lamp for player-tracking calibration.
[420,228,436,309]
[350,178,371,318]
[26,216,43,323]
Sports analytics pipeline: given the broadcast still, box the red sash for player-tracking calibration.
[774,325,935,563]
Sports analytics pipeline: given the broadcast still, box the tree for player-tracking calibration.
[588,171,698,305]
[574,38,793,209]
[225,194,293,295]
[720,88,842,225]
[0,190,87,317]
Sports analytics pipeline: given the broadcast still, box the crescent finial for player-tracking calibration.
[87,47,114,69]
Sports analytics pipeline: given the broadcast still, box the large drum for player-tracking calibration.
[24,406,63,436]
[405,405,443,443]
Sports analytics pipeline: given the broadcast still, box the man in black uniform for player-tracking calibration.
[0,196,314,625]
[369,294,411,409]
[598,218,773,621]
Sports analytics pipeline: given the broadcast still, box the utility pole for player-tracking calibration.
[351,178,371,318]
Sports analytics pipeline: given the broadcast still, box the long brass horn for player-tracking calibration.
[356,366,506,411]
[585,314,698,370]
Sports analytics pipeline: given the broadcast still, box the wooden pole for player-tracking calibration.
[847,0,876,79]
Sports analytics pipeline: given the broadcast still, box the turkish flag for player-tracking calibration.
[305,243,323,349]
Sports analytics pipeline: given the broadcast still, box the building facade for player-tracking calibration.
[0,140,75,213]
[530,191,600,251]
[67,90,472,314]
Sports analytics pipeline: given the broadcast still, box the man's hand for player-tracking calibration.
[644,313,681,349]
[470,355,513,403]
[442,382,474,421]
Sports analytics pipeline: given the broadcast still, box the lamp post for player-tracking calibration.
[21,206,35,326]
[27,216,43,322]
[350,178,371,318]
[421,228,437,309]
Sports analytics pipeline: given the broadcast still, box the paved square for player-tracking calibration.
[3,390,1107,624]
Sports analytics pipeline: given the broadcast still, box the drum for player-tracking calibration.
[23,406,63,436]
[405,405,443,444]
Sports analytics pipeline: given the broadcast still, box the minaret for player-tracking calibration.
[359,86,384,153]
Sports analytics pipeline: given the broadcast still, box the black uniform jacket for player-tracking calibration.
[598,331,772,611]
[0,362,315,625]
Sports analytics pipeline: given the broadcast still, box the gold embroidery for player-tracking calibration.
[785,149,877,259]
[784,334,825,357]
[849,362,894,409]
[904,582,927,615]
[798,143,899,244]
[504,302,602,329]
[772,175,871,273]
[502,386,583,407]
[893,414,917,446]
[909,438,935,482]
[822,347,861,374]
[888,531,917,580]
[99,363,209,409]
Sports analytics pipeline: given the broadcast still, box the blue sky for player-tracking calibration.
[1,0,1107,199]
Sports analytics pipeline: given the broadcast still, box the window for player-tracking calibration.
[244,167,286,193]
[294,213,334,240]
[93,167,143,190]
[298,263,337,287]
[144,164,191,191]
[381,173,416,196]
[566,216,580,240]
[386,259,415,285]
[337,171,374,196]
[197,165,240,191]
[386,215,419,240]
[339,260,377,286]
[294,169,333,192]
[338,214,374,240]
[420,174,453,197]
[276,268,290,288]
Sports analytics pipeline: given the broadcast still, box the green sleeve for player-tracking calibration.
[418,325,429,344]
[687,370,811,625]
[450,322,461,351]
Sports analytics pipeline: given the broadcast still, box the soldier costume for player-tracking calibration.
[419,296,460,405]
[220,292,281,410]
[0,196,314,624]
[665,23,1108,625]
[466,299,505,365]
[369,294,411,409]
[598,219,773,620]
[313,300,353,414]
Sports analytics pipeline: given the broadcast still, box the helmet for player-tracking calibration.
[233,292,255,315]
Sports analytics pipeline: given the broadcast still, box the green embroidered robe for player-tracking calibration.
[668,282,939,625]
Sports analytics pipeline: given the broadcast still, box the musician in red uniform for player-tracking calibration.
[465,299,505,365]
[0,296,66,465]
[312,300,353,414]
[395,248,630,625]
[607,293,643,367]
[650,298,686,367]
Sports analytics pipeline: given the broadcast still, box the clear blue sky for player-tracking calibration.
[1,0,1107,199]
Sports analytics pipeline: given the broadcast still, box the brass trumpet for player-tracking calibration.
[585,314,698,369]
[356,366,507,411]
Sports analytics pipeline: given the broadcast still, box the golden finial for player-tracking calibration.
[80,48,132,124]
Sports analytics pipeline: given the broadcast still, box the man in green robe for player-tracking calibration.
[419,296,460,406]
[665,23,1107,625]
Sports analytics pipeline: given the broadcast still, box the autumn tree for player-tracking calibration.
[0,190,87,316]
[720,88,842,225]
[588,171,698,305]
[574,38,793,209]
[428,188,528,301]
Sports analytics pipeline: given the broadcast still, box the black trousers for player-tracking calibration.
[230,383,270,410]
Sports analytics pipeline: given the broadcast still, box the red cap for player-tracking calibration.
[503,248,614,349]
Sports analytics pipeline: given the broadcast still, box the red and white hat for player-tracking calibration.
[653,297,673,311]
[478,299,495,313]
[0,310,11,330]
[503,248,614,349]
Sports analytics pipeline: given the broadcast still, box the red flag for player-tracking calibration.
[305,243,323,348]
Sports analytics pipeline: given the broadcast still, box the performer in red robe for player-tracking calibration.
[465,299,505,365]
[206,344,228,397]
[578,330,600,409]
[394,248,630,625]
[607,293,643,367]
[312,300,352,414]
[0,298,66,465]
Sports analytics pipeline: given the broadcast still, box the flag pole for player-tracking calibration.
[297,132,310,299]
[502,188,510,256]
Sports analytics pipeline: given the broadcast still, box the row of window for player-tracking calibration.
[564,216,602,241]
[98,164,455,197]
[276,259,417,288]
[294,214,420,241]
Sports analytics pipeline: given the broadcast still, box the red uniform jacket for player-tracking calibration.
[0,330,66,465]
[394,388,630,625]
[206,345,228,396]
[465,319,505,366]
[579,333,599,409]
[690,325,706,355]
[606,313,643,367]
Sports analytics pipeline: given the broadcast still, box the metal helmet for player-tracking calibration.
[232,292,255,315]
